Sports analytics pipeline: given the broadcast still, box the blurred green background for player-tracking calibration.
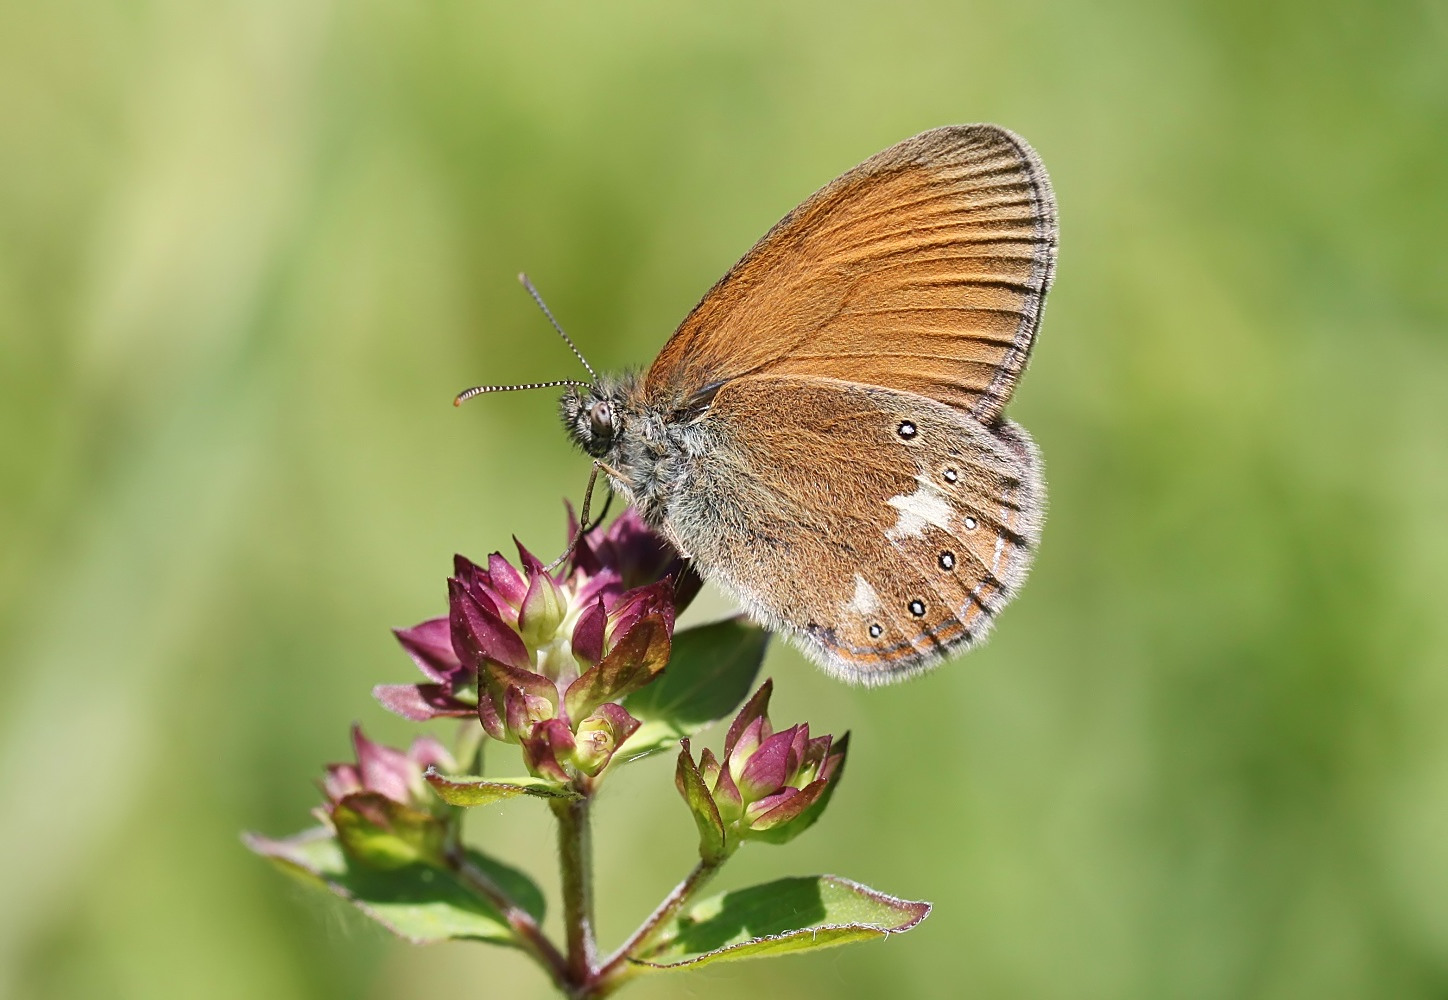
[3,1,1446,998]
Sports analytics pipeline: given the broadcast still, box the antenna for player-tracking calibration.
[454,379,591,406]
[519,273,596,379]
[453,273,597,406]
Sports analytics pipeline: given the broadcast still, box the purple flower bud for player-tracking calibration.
[504,684,555,736]
[480,662,559,743]
[724,679,774,758]
[725,716,768,785]
[391,617,459,682]
[744,781,824,830]
[375,505,688,784]
[571,597,608,668]
[571,507,671,587]
[517,552,567,647]
[674,680,849,853]
[513,538,549,578]
[322,725,456,817]
[521,718,575,783]
[377,618,476,720]
[371,683,473,722]
[742,787,803,826]
[321,763,362,804]
[735,725,803,803]
[571,567,624,618]
[564,593,673,724]
[449,579,531,672]
[454,555,518,627]
[486,552,528,609]
[571,703,641,776]
[605,578,677,648]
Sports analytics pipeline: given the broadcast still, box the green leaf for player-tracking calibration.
[425,769,578,807]
[243,827,545,945]
[635,875,929,969]
[620,618,769,759]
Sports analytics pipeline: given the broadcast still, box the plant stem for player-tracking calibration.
[553,795,597,988]
[593,855,724,992]
[446,845,570,991]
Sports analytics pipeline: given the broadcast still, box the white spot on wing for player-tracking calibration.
[848,574,881,615]
[885,477,954,541]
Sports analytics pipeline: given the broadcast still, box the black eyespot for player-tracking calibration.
[942,468,959,484]
[964,516,979,531]
[588,401,613,439]
[868,623,882,638]
[939,551,955,571]
[897,420,917,440]
[908,599,926,617]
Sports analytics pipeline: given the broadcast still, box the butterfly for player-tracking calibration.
[468,125,1056,684]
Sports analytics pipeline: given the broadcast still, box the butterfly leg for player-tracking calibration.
[546,462,617,572]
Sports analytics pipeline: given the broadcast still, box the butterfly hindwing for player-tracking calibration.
[664,375,1045,682]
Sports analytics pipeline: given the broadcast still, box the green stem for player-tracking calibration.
[445,846,569,992]
[553,795,597,988]
[592,854,725,994]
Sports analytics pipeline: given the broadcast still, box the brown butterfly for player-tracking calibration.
[467,125,1056,684]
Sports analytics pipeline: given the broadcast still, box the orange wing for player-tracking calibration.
[643,125,1057,425]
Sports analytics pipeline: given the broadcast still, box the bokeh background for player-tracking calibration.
[3,1,1447,998]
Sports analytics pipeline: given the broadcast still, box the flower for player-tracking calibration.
[320,725,458,869]
[675,680,848,860]
[323,724,457,813]
[374,508,695,783]
[566,502,703,606]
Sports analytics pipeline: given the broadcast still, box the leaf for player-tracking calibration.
[635,875,929,969]
[620,618,769,759]
[243,827,545,945]
[424,769,578,807]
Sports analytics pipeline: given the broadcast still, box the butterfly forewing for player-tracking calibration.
[670,376,1045,682]
[644,125,1057,425]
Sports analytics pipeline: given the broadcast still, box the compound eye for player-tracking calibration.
[588,401,613,439]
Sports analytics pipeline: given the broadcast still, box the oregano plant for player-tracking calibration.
[246,508,929,997]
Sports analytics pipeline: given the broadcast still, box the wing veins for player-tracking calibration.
[811,174,1034,243]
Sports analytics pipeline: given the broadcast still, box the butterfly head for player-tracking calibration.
[560,373,639,460]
